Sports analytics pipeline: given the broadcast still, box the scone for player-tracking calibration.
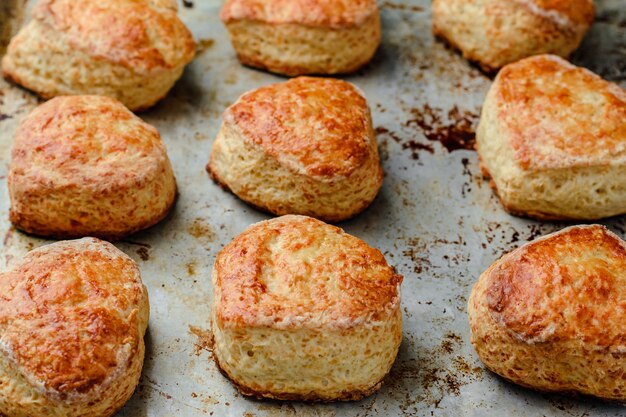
[469,225,626,400]
[211,215,403,401]
[477,55,626,220]
[0,238,149,417]
[220,0,380,76]
[432,0,595,72]
[1,0,195,111]
[207,77,383,222]
[8,95,177,240]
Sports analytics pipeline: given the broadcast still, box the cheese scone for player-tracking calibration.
[432,0,594,72]
[211,215,403,401]
[1,0,195,111]
[220,0,380,76]
[477,55,626,220]
[469,225,626,400]
[0,238,149,417]
[8,95,177,240]
[208,77,383,222]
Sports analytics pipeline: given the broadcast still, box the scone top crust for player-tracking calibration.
[224,77,375,178]
[10,95,169,190]
[213,215,402,330]
[0,238,148,396]
[495,55,626,170]
[220,0,378,28]
[513,0,595,28]
[32,0,195,72]
[483,225,626,349]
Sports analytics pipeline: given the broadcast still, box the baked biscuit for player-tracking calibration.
[432,0,594,72]
[469,225,626,400]
[477,55,626,220]
[8,95,177,240]
[0,238,149,417]
[211,215,403,401]
[220,0,380,76]
[1,0,195,111]
[207,77,383,222]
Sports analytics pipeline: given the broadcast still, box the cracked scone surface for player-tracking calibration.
[220,0,380,75]
[211,215,403,401]
[0,238,149,417]
[469,225,626,400]
[476,55,626,220]
[1,0,195,111]
[8,95,177,240]
[432,0,594,71]
[208,77,383,222]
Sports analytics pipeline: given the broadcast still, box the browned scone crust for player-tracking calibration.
[0,238,149,417]
[469,225,626,400]
[211,215,403,401]
[220,0,380,76]
[8,95,177,240]
[207,77,383,222]
[432,0,595,72]
[476,55,626,220]
[1,0,195,111]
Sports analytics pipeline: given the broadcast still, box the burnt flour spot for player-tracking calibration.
[406,105,480,152]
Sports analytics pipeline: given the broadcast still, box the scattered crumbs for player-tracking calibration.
[405,105,480,152]
[402,237,430,274]
[196,38,215,54]
[191,392,198,398]
[136,247,150,261]
[376,126,435,160]
[189,325,214,356]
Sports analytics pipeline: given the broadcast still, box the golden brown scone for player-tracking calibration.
[211,215,403,401]
[220,0,380,76]
[8,95,177,240]
[469,225,626,400]
[207,77,383,222]
[432,0,594,72]
[0,238,149,417]
[1,0,195,111]
[476,55,626,220]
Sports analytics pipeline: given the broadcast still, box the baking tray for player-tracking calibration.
[0,1,625,416]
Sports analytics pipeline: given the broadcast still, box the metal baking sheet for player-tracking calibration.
[1,1,625,415]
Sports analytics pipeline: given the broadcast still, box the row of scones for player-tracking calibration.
[0,0,624,416]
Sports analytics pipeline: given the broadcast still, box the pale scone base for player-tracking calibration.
[224,13,380,76]
[211,309,402,402]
